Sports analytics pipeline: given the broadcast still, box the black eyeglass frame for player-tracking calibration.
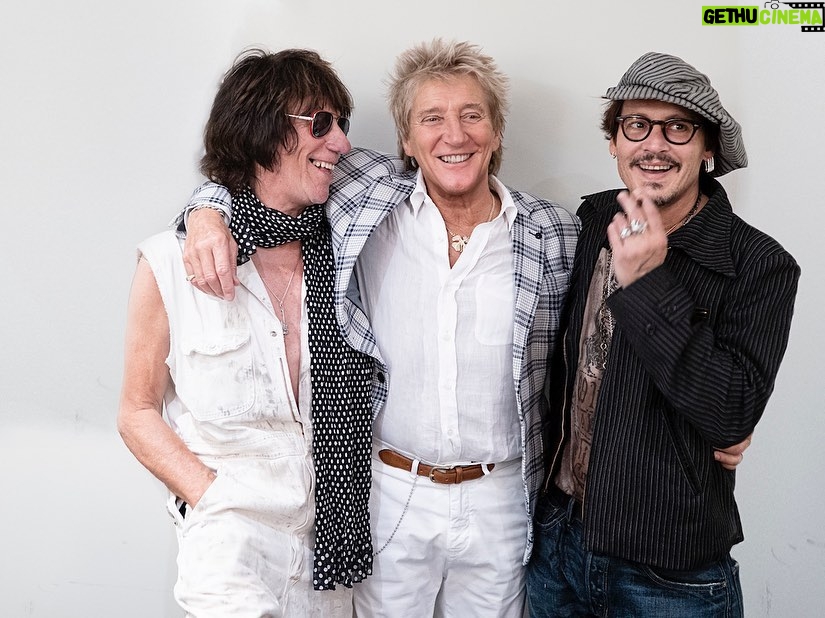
[285,111,350,138]
[615,115,703,145]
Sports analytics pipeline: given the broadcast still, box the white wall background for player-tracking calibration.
[1,1,821,615]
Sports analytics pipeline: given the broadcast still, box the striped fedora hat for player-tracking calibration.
[604,52,747,177]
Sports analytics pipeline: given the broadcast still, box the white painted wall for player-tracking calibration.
[1,1,821,615]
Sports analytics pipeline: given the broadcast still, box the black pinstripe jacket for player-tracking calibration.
[544,176,800,570]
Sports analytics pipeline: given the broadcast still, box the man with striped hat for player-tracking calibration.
[528,52,800,617]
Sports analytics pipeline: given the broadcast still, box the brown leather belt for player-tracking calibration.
[378,449,495,484]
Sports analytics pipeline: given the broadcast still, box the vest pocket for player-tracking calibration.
[176,327,256,421]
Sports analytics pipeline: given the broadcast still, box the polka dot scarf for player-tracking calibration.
[230,187,374,590]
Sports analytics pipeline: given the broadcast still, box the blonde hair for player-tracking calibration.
[387,39,509,174]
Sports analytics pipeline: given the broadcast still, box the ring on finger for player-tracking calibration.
[620,226,633,240]
[186,274,196,282]
[630,219,647,234]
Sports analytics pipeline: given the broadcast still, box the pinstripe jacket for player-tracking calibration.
[183,147,580,561]
[545,177,800,569]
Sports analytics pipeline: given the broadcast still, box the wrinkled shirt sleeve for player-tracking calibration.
[170,181,232,236]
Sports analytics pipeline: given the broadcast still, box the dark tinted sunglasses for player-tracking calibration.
[285,111,350,138]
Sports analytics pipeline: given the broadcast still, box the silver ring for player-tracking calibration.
[620,226,632,240]
[185,274,196,282]
[630,219,648,234]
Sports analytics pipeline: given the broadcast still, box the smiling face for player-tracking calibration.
[402,75,501,205]
[254,108,352,214]
[612,99,713,213]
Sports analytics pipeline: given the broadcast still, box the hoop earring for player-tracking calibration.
[704,156,715,174]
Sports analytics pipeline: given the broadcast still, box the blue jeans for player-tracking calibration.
[526,488,743,617]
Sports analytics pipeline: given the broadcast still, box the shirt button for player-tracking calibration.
[376,372,386,383]
[645,324,656,335]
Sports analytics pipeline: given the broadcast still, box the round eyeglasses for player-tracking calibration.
[616,115,703,145]
[286,111,350,138]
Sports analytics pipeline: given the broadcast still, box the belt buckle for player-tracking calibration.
[428,466,453,483]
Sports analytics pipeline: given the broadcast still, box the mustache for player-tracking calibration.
[631,153,680,168]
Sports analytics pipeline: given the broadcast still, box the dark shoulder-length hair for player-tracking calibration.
[200,48,353,192]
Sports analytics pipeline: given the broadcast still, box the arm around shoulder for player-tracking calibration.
[172,181,233,234]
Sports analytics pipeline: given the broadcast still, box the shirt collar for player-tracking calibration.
[489,175,517,231]
[408,169,516,231]
[408,169,429,215]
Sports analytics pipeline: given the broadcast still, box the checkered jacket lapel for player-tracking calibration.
[327,150,413,364]
[324,149,412,419]
[510,201,544,391]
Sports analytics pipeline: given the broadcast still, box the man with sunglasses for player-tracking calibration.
[119,49,371,615]
[286,110,351,138]
[527,52,800,617]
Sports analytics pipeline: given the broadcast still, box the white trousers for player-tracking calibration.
[354,451,527,617]
[169,457,352,618]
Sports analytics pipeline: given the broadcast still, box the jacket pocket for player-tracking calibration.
[660,407,702,495]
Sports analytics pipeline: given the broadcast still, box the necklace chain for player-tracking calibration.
[445,191,497,253]
[665,192,702,235]
[598,249,620,369]
[259,254,301,335]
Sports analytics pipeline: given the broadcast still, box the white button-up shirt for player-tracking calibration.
[354,171,520,465]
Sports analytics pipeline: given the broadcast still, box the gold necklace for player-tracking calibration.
[445,191,497,253]
[665,192,702,235]
[260,256,301,335]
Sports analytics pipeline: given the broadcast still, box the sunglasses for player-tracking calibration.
[285,111,350,138]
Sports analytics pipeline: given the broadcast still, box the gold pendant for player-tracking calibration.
[450,234,469,252]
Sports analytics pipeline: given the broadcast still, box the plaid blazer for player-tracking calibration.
[326,148,579,561]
